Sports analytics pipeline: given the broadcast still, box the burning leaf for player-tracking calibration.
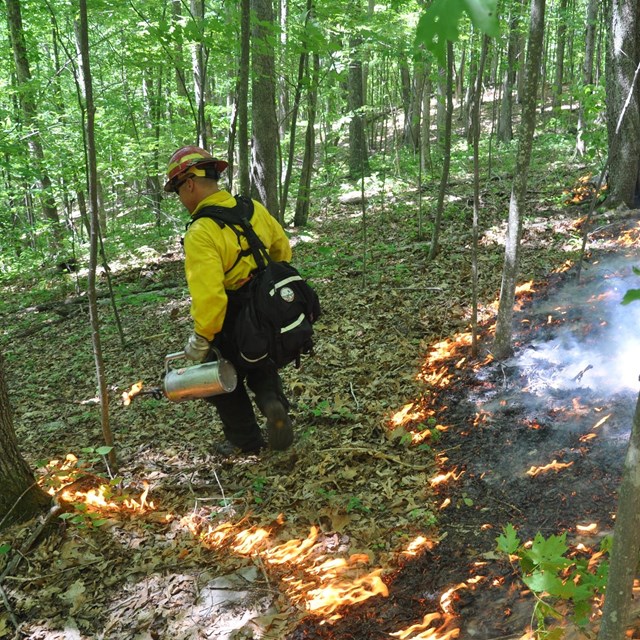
[122,381,144,406]
[526,460,573,477]
[576,523,598,534]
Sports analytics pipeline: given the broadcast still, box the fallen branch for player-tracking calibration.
[572,364,593,382]
[0,503,63,634]
[12,310,80,339]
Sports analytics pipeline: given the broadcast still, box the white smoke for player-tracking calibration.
[512,255,640,395]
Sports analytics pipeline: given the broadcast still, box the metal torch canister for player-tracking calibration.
[163,349,237,402]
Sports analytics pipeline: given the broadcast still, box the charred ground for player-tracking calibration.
[0,180,639,639]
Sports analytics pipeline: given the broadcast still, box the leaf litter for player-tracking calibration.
[1,191,639,638]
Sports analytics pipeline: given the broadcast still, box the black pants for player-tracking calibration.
[203,288,288,451]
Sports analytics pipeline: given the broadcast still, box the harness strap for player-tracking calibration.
[186,197,269,275]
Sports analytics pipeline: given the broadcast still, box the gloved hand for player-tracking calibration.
[184,333,210,362]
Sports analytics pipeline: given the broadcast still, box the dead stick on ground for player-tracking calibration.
[0,582,19,630]
[573,364,593,382]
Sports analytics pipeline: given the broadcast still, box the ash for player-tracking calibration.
[470,254,640,486]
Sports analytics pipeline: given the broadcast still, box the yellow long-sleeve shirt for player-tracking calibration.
[183,190,292,341]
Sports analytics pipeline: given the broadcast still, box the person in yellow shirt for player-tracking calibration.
[164,145,293,455]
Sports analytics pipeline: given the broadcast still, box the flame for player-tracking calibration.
[430,470,463,486]
[389,612,459,639]
[122,381,144,406]
[576,523,598,534]
[592,414,611,430]
[302,569,388,620]
[619,224,640,246]
[391,402,428,427]
[263,526,320,564]
[440,582,467,614]
[526,460,574,477]
[190,523,389,620]
[60,481,155,513]
[402,536,434,557]
[232,527,270,554]
[516,281,534,295]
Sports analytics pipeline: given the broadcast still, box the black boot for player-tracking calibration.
[264,399,293,451]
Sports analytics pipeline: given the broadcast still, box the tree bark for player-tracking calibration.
[5,0,61,245]
[77,0,116,471]
[294,49,320,227]
[598,391,640,640]
[0,351,50,532]
[428,41,454,258]
[251,0,281,218]
[605,0,640,207]
[281,0,312,220]
[471,36,489,357]
[191,0,208,148]
[493,0,546,360]
[498,2,521,143]
[552,0,568,110]
[348,19,370,178]
[576,0,599,156]
[236,0,251,196]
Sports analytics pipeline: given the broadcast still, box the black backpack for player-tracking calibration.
[188,197,321,369]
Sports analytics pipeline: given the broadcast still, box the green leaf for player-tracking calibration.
[415,0,499,66]
[523,569,564,595]
[621,289,640,305]
[96,446,113,456]
[527,532,570,568]
[496,523,520,554]
[462,0,500,36]
[0,543,10,555]
[415,0,464,66]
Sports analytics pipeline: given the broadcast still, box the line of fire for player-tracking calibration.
[9,218,639,639]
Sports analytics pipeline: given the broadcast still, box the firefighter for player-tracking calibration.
[164,145,293,455]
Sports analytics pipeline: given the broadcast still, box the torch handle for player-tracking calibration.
[164,351,187,374]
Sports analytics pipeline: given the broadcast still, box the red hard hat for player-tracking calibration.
[163,145,228,192]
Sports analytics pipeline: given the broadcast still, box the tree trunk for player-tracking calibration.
[605,0,640,207]
[552,0,568,111]
[498,3,521,143]
[406,60,429,151]
[428,41,454,258]
[191,0,208,148]
[172,0,188,98]
[493,0,546,360]
[5,0,61,245]
[277,0,289,141]
[251,0,281,218]
[421,64,433,173]
[0,351,50,532]
[236,0,251,196]
[281,0,312,220]
[348,21,370,178]
[576,0,599,156]
[294,49,320,227]
[77,0,116,471]
[471,36,489,357]
[598,390,640,640]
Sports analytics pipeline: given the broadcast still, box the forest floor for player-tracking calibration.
[1,171,640,640]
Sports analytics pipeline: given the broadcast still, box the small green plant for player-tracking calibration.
[407,507,437,527]
[59,503,110,529]
[309,399,354,421]
[251,476,268,504]
[345,496,370,514]
[497,524,609,637]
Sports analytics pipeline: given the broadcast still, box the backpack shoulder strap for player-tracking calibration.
[186,197,270,271]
